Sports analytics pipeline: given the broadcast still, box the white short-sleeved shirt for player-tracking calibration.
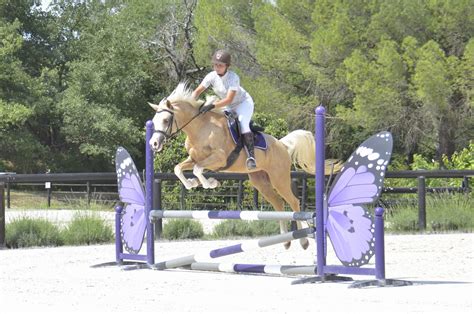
[200,70,249,109]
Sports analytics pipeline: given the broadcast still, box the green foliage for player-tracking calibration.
[386,143,473,189]
[252,112,289,139]
[212,220,280,238]
[386,193,473,233]
[61,212,114,245]
[0,0,473,173]
[6,217,63,248]
[162,219,204,240]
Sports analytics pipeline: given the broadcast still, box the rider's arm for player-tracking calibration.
[192,85,207,99]
[214,90,236,108]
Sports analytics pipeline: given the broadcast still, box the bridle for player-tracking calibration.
[153,103,204,141]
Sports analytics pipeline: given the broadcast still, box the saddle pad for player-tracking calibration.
[227,120,268,150]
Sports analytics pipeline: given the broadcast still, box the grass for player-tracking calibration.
[386,193,473,233]
[6,190,115,211]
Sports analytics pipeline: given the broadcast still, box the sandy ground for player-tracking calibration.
[0,211,473,313]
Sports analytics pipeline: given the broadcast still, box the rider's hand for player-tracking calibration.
[199,103,215,113]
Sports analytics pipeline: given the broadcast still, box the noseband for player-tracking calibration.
[153,105,204,141]
[154,108,176,140]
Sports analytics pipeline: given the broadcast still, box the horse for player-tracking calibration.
[148,82,340,249]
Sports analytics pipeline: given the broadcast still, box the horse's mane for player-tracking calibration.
[167,82,201,108]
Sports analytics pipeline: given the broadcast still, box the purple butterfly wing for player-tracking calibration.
[116,147,146,254]
[326,132,393,267]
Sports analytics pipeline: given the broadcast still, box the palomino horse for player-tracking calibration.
[149,83,339,249]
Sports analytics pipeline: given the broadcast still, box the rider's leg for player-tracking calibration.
[234,96,256,170]
[242,133,256,169]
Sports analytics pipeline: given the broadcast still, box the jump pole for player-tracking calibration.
[151,227,314,270]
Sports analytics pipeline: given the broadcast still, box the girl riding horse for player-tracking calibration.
[192,49,257,170]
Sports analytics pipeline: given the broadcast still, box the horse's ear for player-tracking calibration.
[166,99,172,109]
[148,102,160,111]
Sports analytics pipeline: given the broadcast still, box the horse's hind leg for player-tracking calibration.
[248,171,291,249]
[266,170,309,250]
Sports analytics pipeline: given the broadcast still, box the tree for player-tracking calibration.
[0,16,49,172]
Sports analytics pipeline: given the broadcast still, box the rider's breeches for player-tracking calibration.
[230,95,254,133]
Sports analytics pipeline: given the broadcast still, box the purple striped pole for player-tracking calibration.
[187,263,317,276]
[150,210,313,222]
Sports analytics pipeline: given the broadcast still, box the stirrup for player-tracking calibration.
[246,157,256,170]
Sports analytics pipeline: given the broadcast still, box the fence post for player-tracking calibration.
[0,182,5,248]
[291,178,299,197]
[253,188,259,210]
[46,182,52,208]
[86,181,91,206]
[418,176,426,231]
[180,183,186,210]
[237,180,243,210]
[462,176,470,193]
[6,182,10,209]
[153,179,162,239]
[301,177,307,211]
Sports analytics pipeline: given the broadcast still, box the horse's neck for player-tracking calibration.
[175,109,204,139]
[176,111,226,145]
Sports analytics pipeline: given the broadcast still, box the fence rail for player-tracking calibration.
[0,169,472,245]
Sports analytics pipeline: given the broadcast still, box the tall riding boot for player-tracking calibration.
[242,132,257,170]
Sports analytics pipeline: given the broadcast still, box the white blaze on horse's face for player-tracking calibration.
[149,100,174,153]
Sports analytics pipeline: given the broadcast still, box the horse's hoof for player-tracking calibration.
[284,241,291,250]
[207,178,220,189]
[184,178,199,189]
[300,239,309,250]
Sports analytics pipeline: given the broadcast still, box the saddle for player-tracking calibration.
[218,111,268,171]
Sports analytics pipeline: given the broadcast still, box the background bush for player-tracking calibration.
[213,220,280,238]
[162,219,204,240]
[6,217,64,248]
[5,212,113,248]
[61,212,114,245]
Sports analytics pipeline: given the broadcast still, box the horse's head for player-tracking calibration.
[148,98,176,153]
[148,82,206,153]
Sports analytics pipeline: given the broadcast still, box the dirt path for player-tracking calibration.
[0,233,472,313]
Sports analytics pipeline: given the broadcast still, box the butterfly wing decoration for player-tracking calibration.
[326,132,393,267]
[115,147,147,254]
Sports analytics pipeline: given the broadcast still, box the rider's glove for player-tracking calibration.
[199,103,215,113]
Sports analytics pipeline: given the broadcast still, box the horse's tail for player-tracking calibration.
[279,130,342,174]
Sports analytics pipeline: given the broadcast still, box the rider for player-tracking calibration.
[192,49,257,170]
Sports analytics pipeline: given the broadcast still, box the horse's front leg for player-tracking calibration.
[193,152,226,189]
[174,156,200,190]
